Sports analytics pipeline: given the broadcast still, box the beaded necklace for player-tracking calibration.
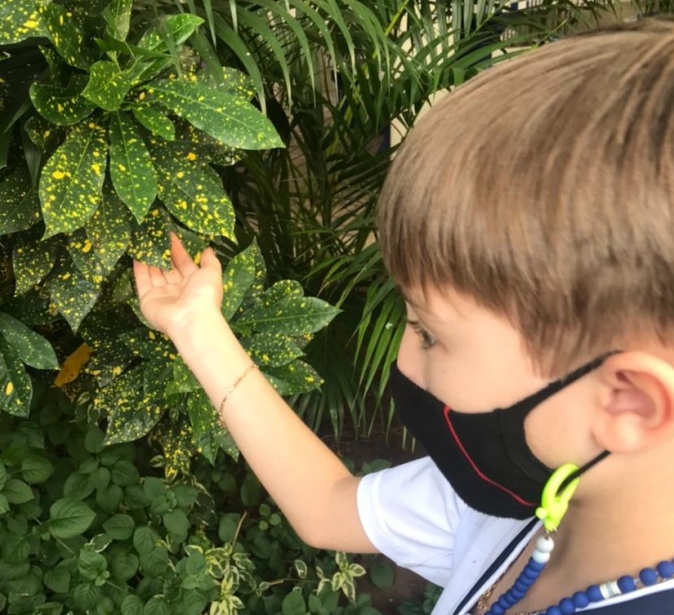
[474,463,674,615]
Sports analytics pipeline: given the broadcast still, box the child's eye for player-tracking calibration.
[407,320,437,350]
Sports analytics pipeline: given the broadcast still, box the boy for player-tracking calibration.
[134,18,674,615]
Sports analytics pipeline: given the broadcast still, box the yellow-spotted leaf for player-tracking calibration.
[13,236,60,296]
[241,331,304,368]
[131,105,175,141]
[237,296,340,336]
[144,79,283,150]
[220,67,256,99]
[0,312,58,370]
[120,328,173,362]
[67,229,109,284]
[187,390,238,464]
[85,190,132,272]
[39,122,108,238]
[158,421,194,478]
[47,267,101,332]
[54,342,92,387]
[264,362,323,396]
[153,147,234,238]
[221,244,257,320]
[0,167,41,235]
[103,0,132,41]
[40,4,91,70]
[0,0,44,44]
[96,368,164,445]
[137,14,204,51]
[0,337,32,417]
[29,75,96,126]
[82,61,132,112]
[127,205,172,268]
[109,113,157,221]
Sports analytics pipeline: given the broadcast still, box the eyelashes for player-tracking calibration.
[407,319,437,350]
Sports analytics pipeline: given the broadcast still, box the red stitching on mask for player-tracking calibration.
[443,406,537,507]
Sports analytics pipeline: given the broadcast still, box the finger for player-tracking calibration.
[149,265,167,287]
[199,247,222,274]
[170,233,199,277]
[161,267,183,285]
[133,260,153,297]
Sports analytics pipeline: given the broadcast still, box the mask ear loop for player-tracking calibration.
[536,451,610,533]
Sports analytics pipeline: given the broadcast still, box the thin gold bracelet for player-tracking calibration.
[219,363,258,412]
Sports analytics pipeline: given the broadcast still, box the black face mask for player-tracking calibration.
[389,356,611,519]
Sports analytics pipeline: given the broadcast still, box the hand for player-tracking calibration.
[133,234,224,337]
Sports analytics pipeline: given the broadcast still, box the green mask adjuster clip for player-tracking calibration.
[535,463,580,533]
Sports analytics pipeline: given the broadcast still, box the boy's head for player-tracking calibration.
[379,18,674,379]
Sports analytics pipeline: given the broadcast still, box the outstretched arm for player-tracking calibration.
[133,235,376,553]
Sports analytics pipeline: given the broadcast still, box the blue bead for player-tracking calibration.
[498,596,511,609]
[511,589,526,600]
[587,585,603,602]
[489,604,505,615]
[657,561,674,579]
[515,580,529,592]
[559,598,576,615]
[640,568,658,586]
[545,607,562,615]
[617,576,636,593]
[528,560,545,572]
[523,569,540,581]
[572,592,590,608]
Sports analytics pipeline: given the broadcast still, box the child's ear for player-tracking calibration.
[593,352,674,453]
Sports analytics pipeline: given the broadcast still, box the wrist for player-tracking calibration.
[170,310,239,357]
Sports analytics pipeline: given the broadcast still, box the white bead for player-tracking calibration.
[536,536,555,553]
[532,550,551,564]
[600,581,621,599]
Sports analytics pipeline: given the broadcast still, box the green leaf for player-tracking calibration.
[133,526,157,555]
[145,79,283,150]
[369,562,394,590]
[221,244,257,319]
[132,105,175,141]
[64,472,95,500]
[111,550,139,581]
[242,332,304,368]
[162,508,189,541]
[109,113,157,221]
[82,61,132,111]
[29,76,96,126]
[41,4,90,70]
[122,595,144,615]
[103,514,134,540]
[139,546,169,577]
[98,368,165,445]
[49,498,96,538]
[0,461,6,490]
[78,549,108,581]
[0,167,41,234]
[39,122,108,237]
[12,235,60,296]
[0,313,58,369]
[3,479,34,504]
[0,339,33,417]
[2,534,30,564]
[21,454,54,484]
[67,229,109,284]
[265,361,323,396]
[0,0,44,44]
[144,595,170,615]
[282,591,307,615]
[138,14,204,50]
[47,266,101,332]
[44,565,71,593]
[111,460,140,486]
[127,205,172,269]
[96,484,123,512]
[239,296,339,336]
[103,0,133,41]
[188,390,238,464]
[74,583,103,610]
[152,145,234,238]
[85,189,133,271]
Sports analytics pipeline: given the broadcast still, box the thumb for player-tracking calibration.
[200,247,222,273]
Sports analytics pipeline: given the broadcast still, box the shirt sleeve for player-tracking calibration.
[357,456,468,587]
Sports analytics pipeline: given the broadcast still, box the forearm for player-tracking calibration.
[172,312,376,553]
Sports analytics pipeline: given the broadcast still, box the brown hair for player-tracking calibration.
[378,18,674,376]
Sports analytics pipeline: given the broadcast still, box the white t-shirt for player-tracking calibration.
[357,457,674,615]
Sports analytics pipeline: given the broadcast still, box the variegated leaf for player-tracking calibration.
[30,75,96,126]
[109,113,157,221]
[103,0,132,41]
[82,61,132,111]
[127,205,172,268]
[241,331,304,368]
[188,389,239,464]
[158,421,195,479]
[47,266,101,332]
[144,79,283,150]
[13,236,60,296]
[131,105,175,141]
[0,0,44,44]
[237,296,340,336]
[0,312,58,370]
[39,122,108,237]
[221,244,257,320]
[264,361,323,396]
[152,145,234,238]
[0,167,41,234]
[67,229,109,284]
[0,337,32,417]
[40,4,91,70]
[85,189,132,272]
